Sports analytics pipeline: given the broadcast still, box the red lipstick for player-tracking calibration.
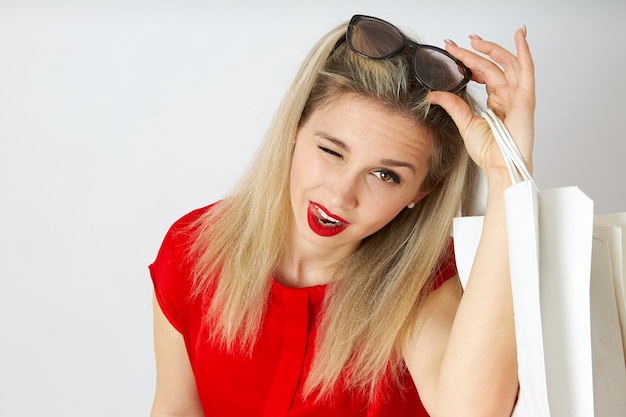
[307,202,349,237]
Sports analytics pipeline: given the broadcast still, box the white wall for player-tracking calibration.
[0,1,624,415]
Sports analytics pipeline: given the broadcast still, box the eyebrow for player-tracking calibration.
[316,131,417,175]
[379,158,416,175]
[316,132,350,151]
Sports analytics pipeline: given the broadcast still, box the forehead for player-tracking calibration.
[305,93,433,159]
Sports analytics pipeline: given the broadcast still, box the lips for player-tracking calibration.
[307,202,350,237]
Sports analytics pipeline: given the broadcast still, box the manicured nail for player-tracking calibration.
[444,39,457,46]
[469,34,483,40]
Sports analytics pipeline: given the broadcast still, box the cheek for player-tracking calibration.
[290,142,319,194]
[364,202,403,230]
[290,140,306,178]
[291,144,328,186]
[361,189,416,231]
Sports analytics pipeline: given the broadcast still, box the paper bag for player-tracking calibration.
[453,110,626,416]
[594,214,626,361]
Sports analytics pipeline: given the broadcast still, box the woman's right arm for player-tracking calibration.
[151,294,204,417]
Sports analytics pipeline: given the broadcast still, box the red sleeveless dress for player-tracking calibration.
[150,204,457,416]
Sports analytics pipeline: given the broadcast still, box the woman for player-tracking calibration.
[149,14,534,417]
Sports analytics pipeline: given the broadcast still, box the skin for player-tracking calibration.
[277,95,432,288]
[151,28,535,417]
[151,295,204,417]
[404,28,534,416]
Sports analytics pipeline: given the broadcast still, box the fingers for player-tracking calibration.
[445,28,533,91]
[513,27,535,90]
[444,38,509,87]
[429,91,495,168]
[430,29,536,178]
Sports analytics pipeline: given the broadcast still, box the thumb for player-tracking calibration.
[428,91,477,139]
[429,91,496,170]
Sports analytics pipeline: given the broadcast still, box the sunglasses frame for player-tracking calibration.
[343,15,472,93]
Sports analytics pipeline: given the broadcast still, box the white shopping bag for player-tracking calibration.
[594,214,626,360]
[453,110,626,417]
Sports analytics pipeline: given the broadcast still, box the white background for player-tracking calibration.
[1,0,624,416]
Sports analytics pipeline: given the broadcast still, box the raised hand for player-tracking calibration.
[430,28,535,178]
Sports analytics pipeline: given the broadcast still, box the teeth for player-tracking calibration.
[316,205,341,225]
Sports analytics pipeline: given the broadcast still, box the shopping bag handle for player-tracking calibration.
[481,109,535,186]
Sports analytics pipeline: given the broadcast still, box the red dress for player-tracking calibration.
[150,205,457,416]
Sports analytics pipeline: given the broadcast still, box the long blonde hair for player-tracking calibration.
[190,21,478,399]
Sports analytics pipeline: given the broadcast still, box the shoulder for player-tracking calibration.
[149,202,220,333]
[156,202,220,255]
[150,201,221,284]
[169,202,219,240]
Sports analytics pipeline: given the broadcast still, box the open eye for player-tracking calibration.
[372,169,401,184]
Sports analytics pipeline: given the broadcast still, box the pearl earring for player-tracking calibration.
[407,202,415,209]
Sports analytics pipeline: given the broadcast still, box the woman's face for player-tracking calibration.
[288,93,433,256]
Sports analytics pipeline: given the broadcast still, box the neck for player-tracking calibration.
[275,212,360,288]
[275,229,359,288]
[275,243,340,288]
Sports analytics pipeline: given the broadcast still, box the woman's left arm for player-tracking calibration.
[404,28,535,417]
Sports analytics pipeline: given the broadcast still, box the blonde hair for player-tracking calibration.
[190,21,478,400]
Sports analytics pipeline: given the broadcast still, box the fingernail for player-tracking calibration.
[469,34,483,40]
[444,39,457,46]
[521,24,527,37]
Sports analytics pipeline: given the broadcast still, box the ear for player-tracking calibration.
[407,182,438,209]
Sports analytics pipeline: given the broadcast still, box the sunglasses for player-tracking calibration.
[340,15,472,93]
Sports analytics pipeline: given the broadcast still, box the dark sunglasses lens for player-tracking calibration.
[350,18,404,58]
[413,48,466,92]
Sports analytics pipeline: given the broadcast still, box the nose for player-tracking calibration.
[324,172,359,211]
